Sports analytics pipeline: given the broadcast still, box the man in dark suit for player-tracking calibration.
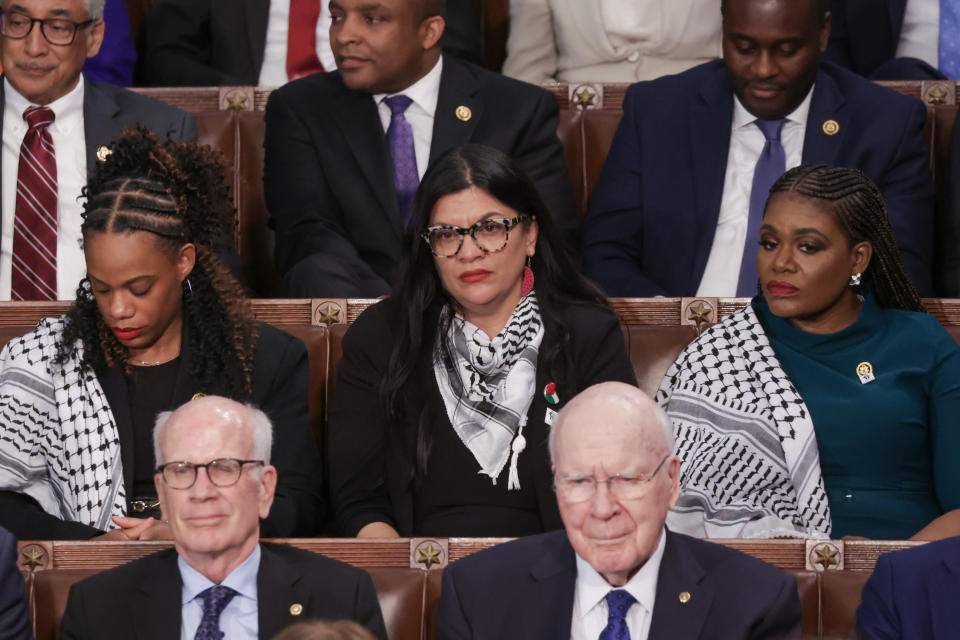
[0,0,195,300]
[584,0,934,297]
[0,526,31,640]
[143,0,483,86]
[60,396,386,640]
[855,536,960,639]
[263,0,575,297]
[438,382,801,640]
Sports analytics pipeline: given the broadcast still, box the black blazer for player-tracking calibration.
[0,526,30,640]
[263,55,578,297]
[327,297,636,536]
[143,0,483,86]
[437,529,802,640]
[60,542,388,640]
[0,322,323,540]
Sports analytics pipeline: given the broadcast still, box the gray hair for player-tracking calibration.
[84,0,105,20]
[153,401,274,465]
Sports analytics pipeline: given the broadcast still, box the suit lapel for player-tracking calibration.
[244,0,271,76]
[171,322,203,405]
[648,531,711,640]
[801,68,847,167]
[522,533,577,638]
[428,56,482,165]
[933,541,960,635]
[257,544,311,639]
[689,66,735,288]
[134,550,183,640]
[83,78,122,173]
[98,363,135,494]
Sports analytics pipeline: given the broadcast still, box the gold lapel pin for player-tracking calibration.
[96,145,113,162]
[191,392,206,401]
[290,603,303,616]
[679,591,691,604]
[822,120,840,136]
[856,362,875,385]
[455,105,472,122]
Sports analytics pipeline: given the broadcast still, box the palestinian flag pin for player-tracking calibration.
[544,382,559,405]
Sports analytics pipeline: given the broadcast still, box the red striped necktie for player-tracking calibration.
[286,0,325,81]
[12,106,58,301]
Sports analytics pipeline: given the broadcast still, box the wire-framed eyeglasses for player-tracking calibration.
[421,214,532,258]
[155,458,264,490]
[553,455,670,504]
[0,10,95,46]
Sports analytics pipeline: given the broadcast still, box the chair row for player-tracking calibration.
[123,81,960,297]
[15,536,919,640]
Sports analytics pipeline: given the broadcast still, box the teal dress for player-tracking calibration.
[753,293,960,539]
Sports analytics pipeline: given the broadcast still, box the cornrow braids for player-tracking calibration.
[56,126,258,398]
[768,164,924,312]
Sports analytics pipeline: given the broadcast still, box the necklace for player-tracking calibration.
[134,360,161,367]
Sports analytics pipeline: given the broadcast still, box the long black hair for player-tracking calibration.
[767,164,923,312]
[55,126,259,397]
[382,143,608,477]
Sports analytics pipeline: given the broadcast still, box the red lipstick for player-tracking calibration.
[460,270,491,283]
[112,327,143,341]
[767,281,799,296]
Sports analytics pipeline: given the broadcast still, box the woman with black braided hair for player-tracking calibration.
[0,127,322,540]
[658,164,960,541]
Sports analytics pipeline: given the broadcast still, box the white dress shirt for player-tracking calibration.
[897,0,940,69]
[179,544,260,640]
[373,57,443,181]
[570,529,667,640]
[258,0,337,86]
[696,87,812,297]
[1,77,87,300]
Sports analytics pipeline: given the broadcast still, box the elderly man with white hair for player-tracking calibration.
[60,395,386,640]
[437,381,802,640]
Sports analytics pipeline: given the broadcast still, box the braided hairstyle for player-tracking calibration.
[767,164,923,312]
[56,126,259,398]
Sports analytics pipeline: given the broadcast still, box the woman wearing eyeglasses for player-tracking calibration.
[0,128,322,540]
[328,144,636,538]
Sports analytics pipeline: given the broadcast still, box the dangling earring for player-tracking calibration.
[849,272,862,287]
[183,278,193,296]
[521,256,535,295]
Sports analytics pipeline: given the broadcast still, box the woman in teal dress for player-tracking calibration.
[657,164,960,540]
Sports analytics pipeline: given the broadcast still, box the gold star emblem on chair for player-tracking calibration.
[225,91,250,111]
[20,544,47,570]
[316,303,341,325]
[415,543,442,569]
[814,544,839,570]
[573,86,598,110]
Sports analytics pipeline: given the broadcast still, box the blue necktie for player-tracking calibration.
[941,0,960,79]
[736,118,786,297]
[194,585,237,640]
[384,94,419,223]
[599,589,636,640]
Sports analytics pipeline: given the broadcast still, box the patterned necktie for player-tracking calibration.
[599,589,636,640]
[12,106,58,301]
[286,0,325,80]
[941,0,960,79]
[736,118,786,297]
[384,94,419,223]
[194,585,237,640]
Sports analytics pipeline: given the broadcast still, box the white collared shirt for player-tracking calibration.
[373,57,443,181]
[897,0,940,69]
[570,528,667,640]
[696,86,813,297]
[1,76,87,300]
[179,544,260,640]
[258,0,337,86]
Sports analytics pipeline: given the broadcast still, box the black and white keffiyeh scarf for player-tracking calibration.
[0,317,126,530]
[434,293,543,489]
[656,304,832,538]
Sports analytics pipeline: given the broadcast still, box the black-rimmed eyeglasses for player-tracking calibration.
[421,214,532,258]
[553,454,670,504]
[0,10,95,46]
[155,458,264,490]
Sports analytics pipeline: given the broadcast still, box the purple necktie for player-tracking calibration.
[941,0,960,79]
[384,94,419,223]
[599,589,636,640]
[194,585,237,640]
[736,118,786,297]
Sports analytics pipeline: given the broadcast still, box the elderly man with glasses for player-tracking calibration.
[437,381,802,640]
[60,395,387,640]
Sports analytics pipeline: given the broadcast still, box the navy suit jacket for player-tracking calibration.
[855,536,960,640]
[583,59,934,296]
[0,526,31,640]
[437,529,802,640]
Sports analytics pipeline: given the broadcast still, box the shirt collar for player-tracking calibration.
[732,83,815,130]
[574,527,667,621]
[179,543,261,605]
[4,74,85,135]
[373,55,443,119]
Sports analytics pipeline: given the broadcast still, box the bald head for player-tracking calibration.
[153,396,273,465]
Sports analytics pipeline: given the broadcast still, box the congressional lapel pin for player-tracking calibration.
[822,120,840,136]
[290,603,303,616]
[455,105,472,122]
[96,145,113,162]
[545,407,558,426]
[856,362,875,385]
[679,591,691,604]
[544,382,559,406]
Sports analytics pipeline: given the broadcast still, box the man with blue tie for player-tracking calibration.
[584,0,934,297]
[60,396,386,640]
[437,382,801,640]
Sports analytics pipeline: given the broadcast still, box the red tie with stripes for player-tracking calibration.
[286,0,325,81]
[12,106,58,301]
